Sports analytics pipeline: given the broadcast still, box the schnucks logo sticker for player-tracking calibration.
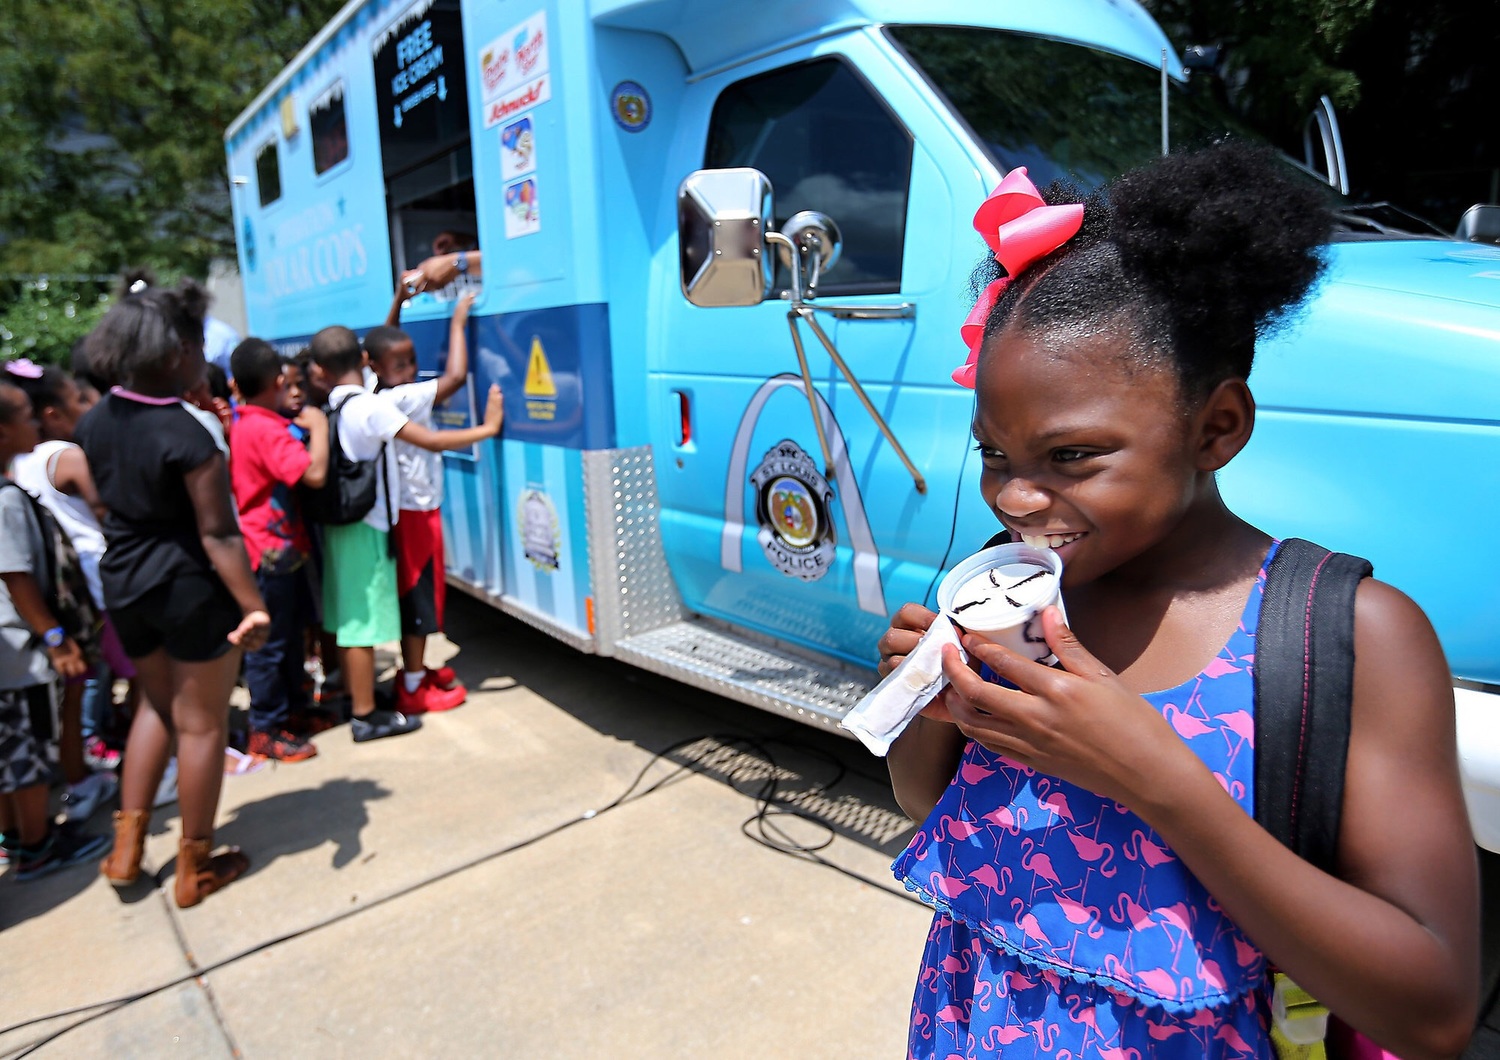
[750,440,836,581]
[610,81,651,132]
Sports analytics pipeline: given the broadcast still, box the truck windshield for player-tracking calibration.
[888,26,1256,191]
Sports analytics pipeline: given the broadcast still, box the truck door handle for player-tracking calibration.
[806,302,915,321]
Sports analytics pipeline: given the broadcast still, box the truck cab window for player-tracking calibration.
[706,59,913,295]
[255,139,281,207]
[310,81,350,175]
[890,26,1251,191]
[373,0,476,287]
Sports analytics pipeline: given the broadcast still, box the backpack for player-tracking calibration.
[1255,538,1399,1060]
[0,479,100,659]
[301,392,389,526]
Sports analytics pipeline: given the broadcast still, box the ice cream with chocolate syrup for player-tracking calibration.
[936,542,1065,665]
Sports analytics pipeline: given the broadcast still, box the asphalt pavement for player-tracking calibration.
[0,595,934,1058]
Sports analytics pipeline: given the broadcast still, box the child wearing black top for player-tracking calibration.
[77,279,271,908]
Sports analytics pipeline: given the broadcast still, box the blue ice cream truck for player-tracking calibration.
[225,0,1500,848]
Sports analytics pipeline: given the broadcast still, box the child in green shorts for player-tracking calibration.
[305,327,501,743]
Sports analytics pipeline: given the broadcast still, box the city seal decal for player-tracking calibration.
[750,439,836,582]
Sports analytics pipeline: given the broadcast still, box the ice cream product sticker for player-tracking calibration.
[504,178,540,239]
[500,116,535,179]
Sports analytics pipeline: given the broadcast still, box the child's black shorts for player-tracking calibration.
[112,572,240,662]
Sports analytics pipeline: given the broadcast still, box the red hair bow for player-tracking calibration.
[952,168,1084,388]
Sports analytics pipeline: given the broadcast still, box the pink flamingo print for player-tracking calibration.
[1232,935,1260,968]
[1065,830,1118,877]
[1145,1020,1187,1040]
[980,1024,1031,1048]
[1019,837,1064,889]
[1161,702,1214,740]
[928,871,971,900]
[1185,1007,1219,1028]
[939,949,973,975]
[1011,897,1053,946]
[1134,967,1187,1001]
[1214,1023,1257,1055]
[1101,953,1137,987]
[936,814,983,841]
[972,977,993,1014]
[968,863,1012,895]
[935,1003,968,1023]
[1197,957,1228,993]
[1154,900,1196,969]
[981,804,1028,833]
[1212,771,1247,801]
[1217,708,1255,764]
[1056,893,1105,938]
[1097,1048,1143,1060]
[1028,1018,1060,1051]
[1122,829,1175,867]
[1202,655,1243,679]
[1035,778,1076,824]
[1109,893,1154,931]
[1000,968,1037,995]
[1064,992,1103,1031]
[959,760,995,784]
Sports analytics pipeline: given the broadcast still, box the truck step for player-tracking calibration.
[613,619,876,733]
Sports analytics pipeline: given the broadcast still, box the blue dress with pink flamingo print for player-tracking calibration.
[893,545,1280,1059]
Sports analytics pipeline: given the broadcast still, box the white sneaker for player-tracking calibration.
[61,771,119,823]
[153,758,179,808]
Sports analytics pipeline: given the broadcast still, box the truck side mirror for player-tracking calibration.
[1456,204,1500,245]
[677,168,773,307]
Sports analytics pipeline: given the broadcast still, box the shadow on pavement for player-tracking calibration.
[213,777,392,876]
[438,595,918,861]
[0,844,109,931]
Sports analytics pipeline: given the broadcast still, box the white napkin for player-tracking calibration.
[841,614,964,756]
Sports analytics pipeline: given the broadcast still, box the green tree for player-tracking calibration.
[0,0,344,280]
[1144,0,1377,133]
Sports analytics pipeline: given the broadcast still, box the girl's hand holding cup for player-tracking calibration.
[940,605,1188,808]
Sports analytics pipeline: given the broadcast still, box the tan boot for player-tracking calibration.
[100,809,151,887]
[174,837,249,908]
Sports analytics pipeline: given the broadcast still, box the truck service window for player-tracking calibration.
[373,0,476,282]
[310,81,350,176]
[706,59,913,296]
[255,139,281,207]
[890,27,1255,191]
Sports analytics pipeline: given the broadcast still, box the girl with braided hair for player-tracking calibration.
[879,143,1477,1057]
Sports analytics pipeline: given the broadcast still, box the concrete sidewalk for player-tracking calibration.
[0,598,934,1058]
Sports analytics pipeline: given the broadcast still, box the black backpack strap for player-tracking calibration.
[1254,537,1373,873]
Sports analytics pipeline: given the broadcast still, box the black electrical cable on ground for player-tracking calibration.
[0,730,925,1058]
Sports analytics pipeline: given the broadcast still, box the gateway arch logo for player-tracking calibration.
[721,374,885,615]
[750,440,835,581]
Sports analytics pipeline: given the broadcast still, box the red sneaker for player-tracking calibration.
[395,673,466,714]
[248,728,319,762]
[429,665,461,691]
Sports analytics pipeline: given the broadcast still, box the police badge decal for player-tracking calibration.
[750,440,836,581]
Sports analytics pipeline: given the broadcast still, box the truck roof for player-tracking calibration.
[228,0,1181,141]
[592,0,1179,77]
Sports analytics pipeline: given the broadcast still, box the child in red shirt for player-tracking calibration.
[228,339,329,760]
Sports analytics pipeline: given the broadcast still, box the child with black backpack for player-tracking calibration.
[304,325,501,743]
[878,144,1477,1056]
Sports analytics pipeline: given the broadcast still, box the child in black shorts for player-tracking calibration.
[77,280,271,908]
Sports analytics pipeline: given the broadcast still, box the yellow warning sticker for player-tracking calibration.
[524,337,557,397]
